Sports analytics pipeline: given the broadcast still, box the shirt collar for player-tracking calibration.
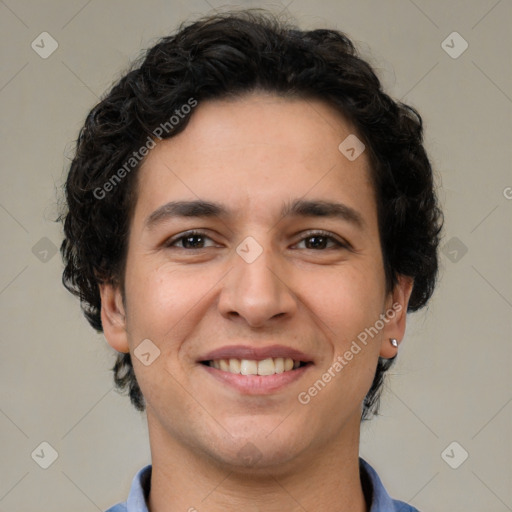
[125,464,151,511]
[123,458,417,512]
[359,458,417,511]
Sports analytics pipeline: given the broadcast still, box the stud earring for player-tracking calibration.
[390,338,398,348]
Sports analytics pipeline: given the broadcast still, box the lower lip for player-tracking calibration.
[201,364,311,395]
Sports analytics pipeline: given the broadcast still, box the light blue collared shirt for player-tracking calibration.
[105,458,419,511]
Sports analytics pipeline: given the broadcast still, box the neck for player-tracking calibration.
[146,414,367,512]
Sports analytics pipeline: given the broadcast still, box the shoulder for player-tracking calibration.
[104,505,127,512]
[103,464,152,512]
[360,458,420,512]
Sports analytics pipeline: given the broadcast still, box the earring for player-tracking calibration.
[390,338,398,348]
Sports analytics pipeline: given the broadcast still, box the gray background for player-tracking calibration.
[1,0,511,510]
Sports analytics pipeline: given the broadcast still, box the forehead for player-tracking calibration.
[132,92,376,228]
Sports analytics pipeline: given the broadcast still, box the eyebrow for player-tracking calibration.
[144,199,364,230]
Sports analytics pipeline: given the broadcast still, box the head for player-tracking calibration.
[59,10,442,467]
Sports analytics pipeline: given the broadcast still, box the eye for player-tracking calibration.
[164,230,350,251]
[164,230,218,249]
[294,230,350,250]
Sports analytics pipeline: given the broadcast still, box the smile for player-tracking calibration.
[203,357,308,376]
[198,345,313,394]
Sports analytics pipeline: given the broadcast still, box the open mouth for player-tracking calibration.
[200,358,310,376]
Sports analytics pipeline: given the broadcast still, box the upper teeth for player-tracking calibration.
[208,358,301,375]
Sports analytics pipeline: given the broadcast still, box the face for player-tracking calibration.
[100,92,411,471]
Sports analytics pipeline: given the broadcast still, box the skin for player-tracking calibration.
[100,92,413,512]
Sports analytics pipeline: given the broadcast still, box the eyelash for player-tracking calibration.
[165,229,350,251]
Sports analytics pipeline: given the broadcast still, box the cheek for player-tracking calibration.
[304,262,386,342]
[124,259,207,342]
[122,263,205,402]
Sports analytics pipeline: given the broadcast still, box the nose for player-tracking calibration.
[217,241,297,328]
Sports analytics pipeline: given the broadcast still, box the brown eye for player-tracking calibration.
[304,235,331,249]
[295,231,348,250]
[165,231,216,249]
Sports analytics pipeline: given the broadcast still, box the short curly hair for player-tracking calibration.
[58,10,442,420]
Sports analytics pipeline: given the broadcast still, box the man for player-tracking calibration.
[59,10,442,511]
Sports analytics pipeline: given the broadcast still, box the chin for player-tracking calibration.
[206,421,312,473]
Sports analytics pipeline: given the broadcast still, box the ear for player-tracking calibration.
[99,282,130,354]
[379,275,414,358]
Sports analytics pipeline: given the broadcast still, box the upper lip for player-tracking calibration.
[199,344,313,363]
